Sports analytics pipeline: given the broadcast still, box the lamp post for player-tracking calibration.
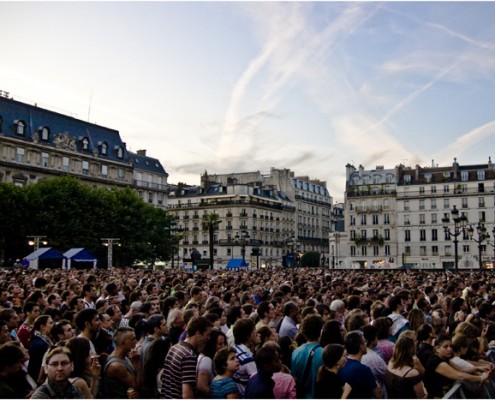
[164,221,180,269]
[27,235,48,251]
[101,238,120,269]
[467,223,488,269]
[441,205,468,272]
[235,230,250,262]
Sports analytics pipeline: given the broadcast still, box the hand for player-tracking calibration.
[91,357,101,377]
[481,372,489,383]
[129,348,140,363]
[343,383,352,397]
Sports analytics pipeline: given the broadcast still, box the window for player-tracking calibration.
[431,198,437,209]
[404,201,410,211]
[118,168,124,181]
[372,215,379,225]
[100,142,108,156]
[432,246,438,256]
[372,229,379,238]
[479,197,485,208]
[16,147,24,162]
[445,245,452,256]
[360,230,367,239]
[404,175,411,183]
[478,170,485,180]
[361,214,367,225]
[101,165,108,178]
[404,215,410,225]
[373,246,379,256]
[350,230,356,240]
[14,120,26,136]
[351,246,356,256]
[461,171,469,181]
[0,116,2,132]
[41,152,49,167]
[384,199,390,209]
[419,214,426,224]
[350,216,355,226]
[82,137,89,151]
[39,126,49,141]
[419,199,425,210]
[462,198,468,208]
[443,185,450,193]
[384,229,390,240]
[385,245,390,256]
[431,214,437,224]
[419,187,425,194]
[479,183,484,193]
[432,229,438,241]
[463,245,470,253]
[117,147,124,159]
[362,246,367,256]
[62,157,69,172]
[405,230,411,242]
[384,214,390,224]
[420,246,427,256]
[405,246,411,256]
[431,186,437,194]
[444,199,450,209]
[420,229,426,241]
[479,211,486,222]
[82,161,89,175]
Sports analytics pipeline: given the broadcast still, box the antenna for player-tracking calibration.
[87,88,93,122]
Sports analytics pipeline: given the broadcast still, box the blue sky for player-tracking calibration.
[1,2,495,202]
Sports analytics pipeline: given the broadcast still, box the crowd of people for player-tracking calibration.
[0,265,495,398]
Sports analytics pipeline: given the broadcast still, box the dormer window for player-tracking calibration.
[424,173,432,183]
[477,170,485,180]
[404,175,411,183]
[38,126,50,141]
[79,137,90,151]
[14,120,26,136]
[100,142,108,156]
[114,145,124,159]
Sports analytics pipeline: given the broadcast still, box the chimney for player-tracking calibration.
[137,149,147,156]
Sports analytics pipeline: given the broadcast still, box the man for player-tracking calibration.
[0,342,30,398]
[291,314,324,399]
[0,287,13,309]
[160,316,213,399]
[139,315,169,373]
[105,305,123,332]
[75,309,100,357]
[82,284,97,309]
[120,301,142,328]
[338,330,381,399]
[0,308,19,342]
[103,327,141,399]
[59,290,75,315]
[255,301,275,330]
[232,318,260,397]
[17,302,41,348]
[278,301,300,340]
[387,295,409,343]
[31,346,83,398]
[245,346,282,399]
[50,320,74,344]
[185,286,202,309]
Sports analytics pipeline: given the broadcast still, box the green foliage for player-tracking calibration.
[0,177,175,267]
[300,251,321,268]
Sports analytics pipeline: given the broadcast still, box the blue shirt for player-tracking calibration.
[210,377,239,399]
[291,343,323,399]
[338,358,377,399]
[279,316,298,340]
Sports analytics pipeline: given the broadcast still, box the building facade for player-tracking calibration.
[0,95,169,208]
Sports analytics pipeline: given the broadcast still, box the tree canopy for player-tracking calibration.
[0,177,175,268]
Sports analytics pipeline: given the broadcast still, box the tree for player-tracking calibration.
[201,212,222,269]
[300,252,321,268]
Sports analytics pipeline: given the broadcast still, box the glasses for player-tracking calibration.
[47,361,71,367]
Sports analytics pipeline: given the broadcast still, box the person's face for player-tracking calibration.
[216,334,226,352]
[100,314,112,330]
[45,354,73,383]
[152,286,159,296]
[76,298,84,311]
[0,291,8,302]
[268,329,279,342]
[226,351,240,372]
[124,332,138,352]
[6,313,18,330]
[360,337,368,355]
[0,325,11,344]
[159,319,168,336]
[29,306,41,320]
[149,301,160,315]
[41,318,54,335]
[61,324,74,340]
[250,329,261,345]
[112,306,122,320]
[437,341,453,359]
[198,327,212,349]
[90,315,101,332]
[51,295,62,307]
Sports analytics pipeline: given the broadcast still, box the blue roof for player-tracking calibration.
[26,247,65,261]
[226,258,249,269]
[0,97,129,164]
[129,151,168,175]
[63,248,97,262]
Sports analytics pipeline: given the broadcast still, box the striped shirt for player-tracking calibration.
[160,341,197,399]
[232,344,257,397]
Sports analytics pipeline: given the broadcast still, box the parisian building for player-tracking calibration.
[167,168,332,268]
[341,159,495,269]
[0,95,169,208]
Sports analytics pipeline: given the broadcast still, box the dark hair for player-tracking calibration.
[186,316,213,337]
[257,301,271,320]
[227,306,242,327]
[320,320,344,347]
[33,315,51,332]
[320,343,345,372]
[389,295,403,312]
[301,314,324,341]
[417,323,433,342]
[65,336,90,378]
[143,338,171,397]
[233,318,255,345]
[203,329,227,359]
[254,345,279,372]
[344,330,365,355]
[23,301,38,314]
[82,284,94,297]
[0,342,27,369]
[75,309,98,331]
[361,324,377,345]
[374,317,393,340]
[147,315,165,335]
[51,319,71,341]
[213,346,236,375]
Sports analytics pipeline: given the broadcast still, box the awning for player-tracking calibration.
[226,258,249,269]
[63,248,97,270]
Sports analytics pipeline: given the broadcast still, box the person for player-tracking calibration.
[210,346,240,399]
[291,314,324,399]
[232,318,260,397]
[255,301,275,330]
[142,338,170,398]
[361,324,388,397]
[103,327,141,399]
[416,323,435,367]
[166,308,185,345]
[160,316,213,399]
[197,329,227,397]
[65,337,101,399]
[315,344,352,399]
[374,316,394,364]
[387,295,409,343]
[320,319,345,347]
[263,341,297,399]
[245,345,282,399]
[51,320,74,344]
[385,335,427,399]
[139,314,169,374]
[423,335,490,398]
[338,330,381,399]
[17,302,41,348]
[31,346,83,399]
[278,301,299,340]
[75,309,100,357]
[0,342,30,398]
[28,315,54,384]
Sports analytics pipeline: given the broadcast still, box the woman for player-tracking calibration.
[407,309,426,333]
[28,314,54,383]
[320,320,345,347]
[263,341,296,399]
[424,335,489,398]
[257,326,279,351]
[210,346,240,399]
[374,317,395,364]
[315,344,351,399]
[66,337,101,399]
[143,337,170,398]
[197,329,227,397]
[385,335,427,398]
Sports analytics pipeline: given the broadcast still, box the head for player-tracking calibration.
[51,320,74,343]
[113,327,137,353]
[213,346,239,375]
[65,336,91,377]
[75,308,100,334]
[301,314,324,342]
[344,330,367,356]
[391,335,416,368]
[434,334,453,359]
[43,346,74,384]
[321,343,347,369]
[186,316,213,351]
[0,342,28,375]
[254,345,282,375]
[233,318,257,346]
[33,315,54,336]
[203,329,227,359]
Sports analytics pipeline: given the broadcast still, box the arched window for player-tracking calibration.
[82,137,90,151]
[116,146,124,159]
[39,126,50,141]
[100,142,108,156]
[14,120,26,136]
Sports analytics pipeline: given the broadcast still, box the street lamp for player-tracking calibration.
[101,238,120,269]
[235,230,250,262]
[164,221,180,269]
[441,205,468,272]
[467,223,488,269]
[27,235,48,251]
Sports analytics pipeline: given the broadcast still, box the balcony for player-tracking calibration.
[240,212,248,217]
[353,235,385,246]
[226,212,233,217]
[226,226,233,230]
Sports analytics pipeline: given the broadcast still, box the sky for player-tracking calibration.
[1,2,495,203]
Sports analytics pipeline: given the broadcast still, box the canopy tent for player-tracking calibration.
[63,248,98,270]
[25,247,66,270]
[226,258,249,270]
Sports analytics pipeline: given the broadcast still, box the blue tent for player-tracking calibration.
[25,247,66,270]
[226,258,249,270]
[63,248,98,270]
